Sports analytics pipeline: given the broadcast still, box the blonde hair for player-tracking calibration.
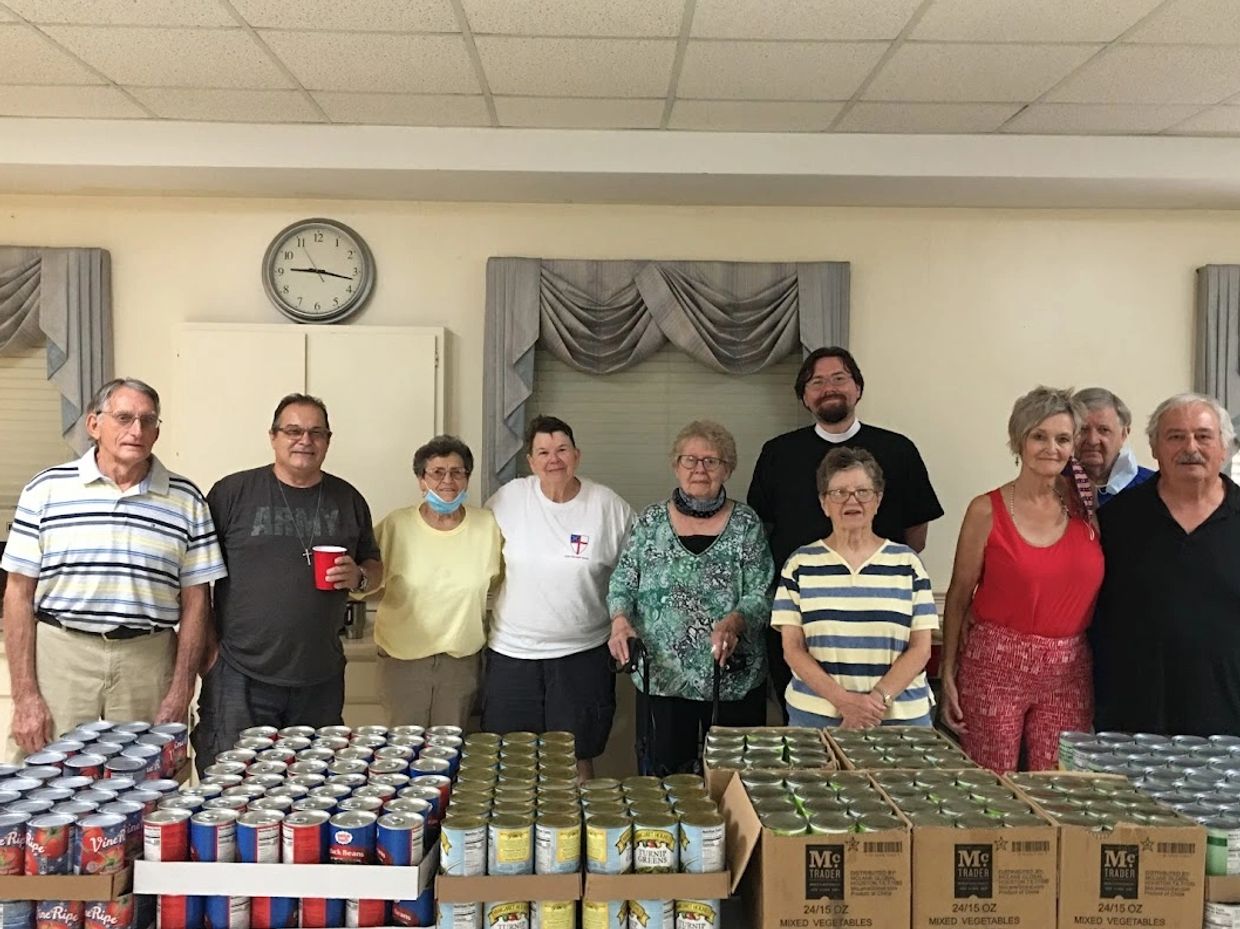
[671,420,737,469]
[1007,386,1084,456]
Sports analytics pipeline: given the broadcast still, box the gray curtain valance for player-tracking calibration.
[483,258,850,495]
[0,247,113,452]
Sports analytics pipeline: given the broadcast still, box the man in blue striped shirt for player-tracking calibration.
[1,378,226,755]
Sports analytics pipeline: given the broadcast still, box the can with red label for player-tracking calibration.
[36,900,84,929]
[144,809,190,862]
[203,775,244,791]
[159,796,205,815]
[255,747,296,766]
[290,797,336,815]
[368,759,409,779]
[370,773,411,791]
[0,813,28,876]
[419,747,459,779]
[10,800,54,817]
[202,797,248,815]
[337,797,383,815]
[24,752,67,770]
[146,778,181,795]
[409,776,451,816]
[217,751,256,768]
[326,773,367,791]
[63,756,107,780]
[377,813,424,867]
[265,785,308,802]
[336,748,373,764]
[248,797,293,815]
[157,895,202,929]
[328,759,368,777]
[237,811,283,863]
[392,889,434,928]
[48,776,93,792]
[51,801,97,820]
[248,762,288,778]
[243,726,281,740]
[317,725,352,740]
[287,775,325,791]
[151,722,190,772]
[88,744,124,762]
[76,813,128,874]
[29,788,73,804]
[46,740,85,755]
[137,732,175,778]
[26,813,75,874]
[76,790,118,806]
[287,760,328,777]
[206,761,250,778]
[281,810,328,864]
[244,775,285,791]
[182,784,224,801]
[84,895,134,929]
[203,897,248,929]
[103,758,145,781]
[190,810,238,863]
[249,897,295,929]
[353,785,396,802]
[222,786,266,802]
[355,725,389,739]
[114,722,149,735]
[117,789,161,816]
[235,738,274,754]
[328,811,376,865]
[345,900,387,928]
[398,786,442,827]
[99,801,143,861]
[297,900,342,929]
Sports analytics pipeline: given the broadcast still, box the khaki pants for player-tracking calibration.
[9,623,176,761]
[375,650,480,730]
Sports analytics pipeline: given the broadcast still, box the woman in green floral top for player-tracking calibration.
[607,420,774,775]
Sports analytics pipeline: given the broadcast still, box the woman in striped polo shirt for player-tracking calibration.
[771,446,937,728]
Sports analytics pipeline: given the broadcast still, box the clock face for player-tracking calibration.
[262,218,375,323]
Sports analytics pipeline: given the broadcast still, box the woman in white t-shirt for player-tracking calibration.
[483,415,634,779]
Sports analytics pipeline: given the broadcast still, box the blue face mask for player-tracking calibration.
[424,487,467,515]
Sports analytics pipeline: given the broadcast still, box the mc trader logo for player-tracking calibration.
[806,845,845,900]
[1100,844,1140,899]
[954,844,993,899]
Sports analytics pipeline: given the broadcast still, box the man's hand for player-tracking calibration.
[608,615,638,666]
[325,554,364,590]
[837,691,885,730]
[11,693,54,754]
[154,683,191,726]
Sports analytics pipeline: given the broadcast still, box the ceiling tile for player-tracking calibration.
[1002,103,1202,133]
[496,96,663,128]
[911,0,1163,42]
[691,0,922,40]
[0,84,148,117]
[1126,0,1240,44]
[41,26,291,88]
[0,23,105,83]
[1046,45,1240,104]
[669,99,844,131]
[261,31,478,93]
[129,87,322,122]
[4,0,235,26]
[863,43,1101,102]
[313,92,491,125]
[461,0,683,37]
[678,41,886,100]
[475,37,675,96]
[232,0,458,33]
[835,102,1019,133]
[1164,105,1240,134]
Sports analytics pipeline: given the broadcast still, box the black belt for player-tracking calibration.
[37,614,168,641]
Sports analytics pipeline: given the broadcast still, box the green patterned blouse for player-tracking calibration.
[606,500,773,702]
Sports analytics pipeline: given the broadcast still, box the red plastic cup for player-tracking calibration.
[312,546,346,591]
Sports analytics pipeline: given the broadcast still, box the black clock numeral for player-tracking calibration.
[276,267,284,276]
[314,302,321,311]
[352,267,358,275]
[335,237,340,247]
[346,285,353,294]
[296,236,305,247]
[282,285,289,294]
[283,250,293,260]
[333,297,340,307]
[297,296,303,306]
[347,249,354,259]
[313,232,324,243]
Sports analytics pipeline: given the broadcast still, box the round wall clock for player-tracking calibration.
[262,218,375,323]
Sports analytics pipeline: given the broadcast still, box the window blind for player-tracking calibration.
[0,347,73,537]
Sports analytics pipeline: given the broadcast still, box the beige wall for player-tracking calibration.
[4,195,1239,582]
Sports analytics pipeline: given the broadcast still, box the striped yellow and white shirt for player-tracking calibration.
[771,539,938,723]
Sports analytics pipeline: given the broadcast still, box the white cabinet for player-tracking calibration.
[166,324,443,525]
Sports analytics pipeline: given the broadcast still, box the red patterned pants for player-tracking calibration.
[956,620,1092,772]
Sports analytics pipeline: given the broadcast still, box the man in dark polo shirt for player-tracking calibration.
[1093,391,1240,736]
[748,347,943,717]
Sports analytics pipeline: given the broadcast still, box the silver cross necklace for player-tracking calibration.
[275,474,323,565]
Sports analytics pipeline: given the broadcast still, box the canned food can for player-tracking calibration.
[76,813,127,874]
[339,797,383,815]
[275,726,313,740]
[205,762,249,779]
[151,723,191,771]
[317,725,352,740]
[326,774,368,791]
[487,815,533,876]
[84,896,134,929]
[371,773,411,791]
[436,903,481,929]
[329,811,377,865]
[531,902,575,929]
[410,775,452,812]
[535,814,581,875]
[217,752,256,768]
[29,788,73,804]
[586,815,632,875]
[0,812,28,876]
[144,809,191,862]
[391,888,434,928]
[288,760,329,777]
[157,895,203,929]
[282,810,329,864]
[337,748,374,764]
[211,785,256,802]
[310,784,352,802]
[255,748,296,766]
[377,813,424,867]
[482,903,527,929]
[35,901,84,929]
[237,811,284,863]
[202,797,248,815]
[1207,816,1240,876]
[137,733,176,778]
[63,756,107,780]
[632,813,678,874]
[313,737,349,753]
[203,897,248,929]
[291,798,337,815]
[297,900,343,929]
[672,901,717,929]
[118,788,162,816]
[267,785,309,801]
[189,810,238,863]
[250,798,294,815]
[582,901,625,929]
[679,812,725,874]
[159,796,205,815]
[103,758,147,781]
[439,815,487,877]
[26,814,75,874]
[248,893,295,928]
[628,902,672,929]
[344,900,388,929]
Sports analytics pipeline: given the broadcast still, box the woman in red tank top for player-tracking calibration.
[940,387,1103,772]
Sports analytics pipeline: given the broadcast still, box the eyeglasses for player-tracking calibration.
[425,468,470,482]
[274,426,332,441]
[676,455,726,473]
[806,373,853,390]
[99,411,161,430]
[824,488,877,503]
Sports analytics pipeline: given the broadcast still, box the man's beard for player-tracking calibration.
[815,397,851,425]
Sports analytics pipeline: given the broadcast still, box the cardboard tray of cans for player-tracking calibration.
[867,769,1058,929]
[824,726,977,771]
[135,844,438,899]
[1007,771,1206,929]
[702,727,837,802]
[719,770,911,929]
[436,871,581,904]
[0,868,133,901]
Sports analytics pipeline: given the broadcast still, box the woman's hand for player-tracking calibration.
[837,691,885,730]
[608,615,637,666]
[710,615,745,667]
[939,665,968,734]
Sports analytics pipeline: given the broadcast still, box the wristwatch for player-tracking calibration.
[352,568,369,594]
[874,684,893,709]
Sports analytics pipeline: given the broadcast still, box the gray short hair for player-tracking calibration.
[672,420,737,469]
[1007,386,1084,456]
[816,446,885,496]
[1073,387,1133,430]
[412,435,474,477]
[90,378,161,417]
[1146,392,1237,451]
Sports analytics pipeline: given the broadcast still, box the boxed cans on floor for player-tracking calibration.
[825,727,977,771]
[701,727,835,801]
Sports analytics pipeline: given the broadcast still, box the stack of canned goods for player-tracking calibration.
[742,770,903,835]
[828,727,976,770]
[701,727,831,771]
[870,770,1045,829]
[1208,901,1240,929]
[0,718,188,929]
[438,733,726,929]
[1008,773,1189,832]
[149,722,458,929]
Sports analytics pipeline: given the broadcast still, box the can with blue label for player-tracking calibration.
[582,901,626,929]
[190,809,238,863]
[439,815,486,877]
[628,901,673,929]
[297,898,343,929]
[377,813,424,867]
[250,895,297,929]
[487,814,533,876]
[392,888,434,928]
[0,900,33,929]
[531,902,574,929]
[328,811,376,865]
[237,810,283,863]
[586,815,632,875]
[535,814,580,875]
[672,901,718,929]
[678,812,725,874]
[436,903,480,929]
[203,896,248,929]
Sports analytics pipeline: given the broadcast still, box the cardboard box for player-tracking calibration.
[134,846,437,899]
[1208,875,1240,902]
[720,773,910,929]
[435,872,581,904]
[0,867,133,901]
[1014,774,1205,929]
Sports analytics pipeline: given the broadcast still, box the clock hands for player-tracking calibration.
[300,245,327,283]
[288,267,353,281]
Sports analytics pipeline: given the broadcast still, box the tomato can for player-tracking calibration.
[100,801,144,861]
[84,896,134,929]
[63,756,107,780]
[0,812,28,876]
[151,723,190,772]
[36,901,84,929]
[76,814,128,874]
[26,813,75,874]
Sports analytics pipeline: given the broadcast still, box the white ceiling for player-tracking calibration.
[2,0,1240,137]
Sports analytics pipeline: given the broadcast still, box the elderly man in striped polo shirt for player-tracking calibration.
[1,378,226,757]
